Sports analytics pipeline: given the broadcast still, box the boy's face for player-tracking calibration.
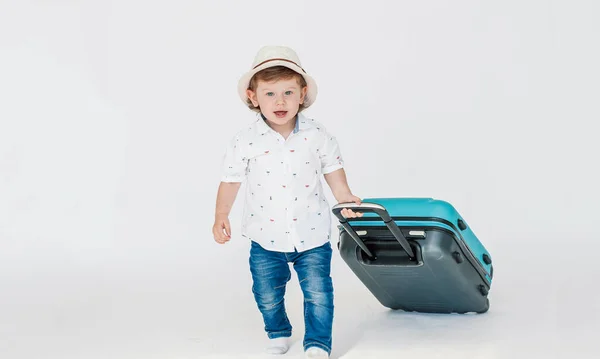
[246,77,308,127]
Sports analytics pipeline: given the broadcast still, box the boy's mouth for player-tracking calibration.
[274,111,288,118]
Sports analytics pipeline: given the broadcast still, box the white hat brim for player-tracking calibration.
[237,60,318,109]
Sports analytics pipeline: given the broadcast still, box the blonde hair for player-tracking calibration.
[246,66,309,113]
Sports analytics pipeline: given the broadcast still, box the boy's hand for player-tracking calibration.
[338,195,364,219]
[213,214,232,244]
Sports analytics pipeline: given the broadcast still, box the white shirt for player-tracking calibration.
[221,112,344,252]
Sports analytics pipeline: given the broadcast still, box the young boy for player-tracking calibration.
[212,45,362,359]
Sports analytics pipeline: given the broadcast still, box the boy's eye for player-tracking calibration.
[266,92,274,96]
[285,91,293,95]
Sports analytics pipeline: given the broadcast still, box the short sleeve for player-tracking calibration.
[319,131,344,175]
[221,134,248,182]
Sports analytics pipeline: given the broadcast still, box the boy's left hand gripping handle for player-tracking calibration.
[332,203,415,260]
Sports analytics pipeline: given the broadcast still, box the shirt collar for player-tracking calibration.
[256,112,314,134]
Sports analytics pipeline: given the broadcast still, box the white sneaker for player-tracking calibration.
[266,337,290,355]
[305,346,329,359]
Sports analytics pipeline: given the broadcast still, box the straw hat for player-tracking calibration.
[238,46,318,108]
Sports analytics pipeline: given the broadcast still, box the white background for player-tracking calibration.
[1,1,599,358]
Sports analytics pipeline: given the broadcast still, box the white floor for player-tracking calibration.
[1,239,597,359]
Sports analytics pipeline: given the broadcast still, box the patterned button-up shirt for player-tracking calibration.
[221,112,344,252]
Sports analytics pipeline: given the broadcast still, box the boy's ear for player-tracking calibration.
[246,89,259,107]
[300,86,308,104]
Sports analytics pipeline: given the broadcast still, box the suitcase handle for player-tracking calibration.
[332,202,416,260]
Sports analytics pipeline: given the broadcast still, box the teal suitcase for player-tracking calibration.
[332,198,493,314]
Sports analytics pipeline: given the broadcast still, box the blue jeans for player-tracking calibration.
[249,240,334,354]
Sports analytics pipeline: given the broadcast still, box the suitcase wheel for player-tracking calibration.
[477,299,490,314]
[452,251,464,263]
[482,253,492,265]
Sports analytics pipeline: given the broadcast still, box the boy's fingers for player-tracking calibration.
[341,208,348,218]
[342,208,358,218]
[221,230,230,240]
[217,233,229,243]
[213,224,229,243]
[350,208,362,217]
[224,221,231,237]
[219,227,229,241]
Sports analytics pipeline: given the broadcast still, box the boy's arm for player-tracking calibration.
[213,181,242,244]
[323,168,363,218]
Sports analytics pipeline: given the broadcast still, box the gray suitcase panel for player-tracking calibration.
[338,227,489,314]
